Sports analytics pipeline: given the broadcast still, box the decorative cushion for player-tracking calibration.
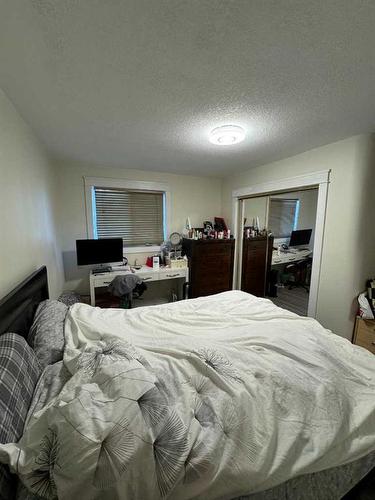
[28,300,68,369]
[0,333,42,500]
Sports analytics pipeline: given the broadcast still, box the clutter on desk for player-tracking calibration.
[163,248,188,269]
[358,278,375,319]
[140,233,188,269]
[146,255,162,268]
[169,256,188,269]
[161,234,183,265]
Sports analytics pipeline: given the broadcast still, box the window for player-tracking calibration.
[84,177,169,250]
[268,198,299,238]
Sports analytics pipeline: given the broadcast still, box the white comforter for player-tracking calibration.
[2,291,375,500]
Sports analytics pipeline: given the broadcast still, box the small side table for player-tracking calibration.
[353,317,375,354]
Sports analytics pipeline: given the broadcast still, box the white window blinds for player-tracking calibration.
[268,198,299,238]
[93,187,164,246]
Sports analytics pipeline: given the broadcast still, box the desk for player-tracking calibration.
[89,266,189,306]
[272,248,312,266]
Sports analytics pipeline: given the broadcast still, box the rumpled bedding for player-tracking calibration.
[1,291,375,500]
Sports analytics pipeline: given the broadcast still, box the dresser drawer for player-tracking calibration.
[245,240,267,251]
[193,243,233,257]
[195,254,231,271]
[353,318,375,354]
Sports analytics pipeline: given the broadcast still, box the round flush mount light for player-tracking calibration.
[209,125,245,146]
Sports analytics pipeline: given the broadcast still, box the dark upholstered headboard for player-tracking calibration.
[0,267,49,339]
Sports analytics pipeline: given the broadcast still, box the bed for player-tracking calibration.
[0,267,375,499]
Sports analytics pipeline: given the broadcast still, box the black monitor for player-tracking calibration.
[76,238,123,266]
[289,229,312,247]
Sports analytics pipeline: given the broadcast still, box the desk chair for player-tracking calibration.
[285,258,312,292]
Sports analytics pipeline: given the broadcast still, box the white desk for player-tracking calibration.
[271,248,312,266]
[89,265,189,306]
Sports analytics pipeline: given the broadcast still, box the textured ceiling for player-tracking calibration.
[1,1,375,176]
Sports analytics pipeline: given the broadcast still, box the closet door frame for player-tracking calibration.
[232,170,330,318]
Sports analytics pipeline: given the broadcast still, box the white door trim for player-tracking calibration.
[232,170,330,318]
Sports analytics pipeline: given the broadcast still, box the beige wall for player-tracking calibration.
[243,197,268,229]
[54,160,222,292]
[0,90,64,298]
[222,135,375,340]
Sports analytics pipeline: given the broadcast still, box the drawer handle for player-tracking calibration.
[372,341,375,346]
[166,273,179,278]
[143,277,152,281]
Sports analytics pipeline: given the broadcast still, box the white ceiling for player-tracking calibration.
[1,1,375,176]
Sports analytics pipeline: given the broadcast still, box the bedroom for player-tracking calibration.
[0,1,375,499]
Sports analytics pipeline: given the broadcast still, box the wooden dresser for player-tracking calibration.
[182,238,235,298]
[353,317,375,354]
[241,235,273,297]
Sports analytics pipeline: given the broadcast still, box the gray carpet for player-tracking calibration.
[270,286,309,316]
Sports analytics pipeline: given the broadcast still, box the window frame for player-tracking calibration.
[84,177,170,253]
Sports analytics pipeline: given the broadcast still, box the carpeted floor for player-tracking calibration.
[342,467,375,499]
[270,286,309,316]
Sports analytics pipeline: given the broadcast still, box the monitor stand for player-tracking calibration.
[92,264,112,274]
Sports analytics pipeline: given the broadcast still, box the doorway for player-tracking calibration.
[232,171,330,318]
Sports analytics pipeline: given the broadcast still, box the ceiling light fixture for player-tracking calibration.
[209,125,245,146]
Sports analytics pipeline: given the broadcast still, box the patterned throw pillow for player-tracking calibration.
[0,333,42,500]
[28,300,68,369]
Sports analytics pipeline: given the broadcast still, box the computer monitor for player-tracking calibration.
[289,229,312,247]
[76,238,123,267]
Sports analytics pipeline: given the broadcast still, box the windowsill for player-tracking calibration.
[123,245,161,254]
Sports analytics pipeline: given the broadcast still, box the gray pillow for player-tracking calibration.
[28,299,68,369]
[0,333,42,500]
